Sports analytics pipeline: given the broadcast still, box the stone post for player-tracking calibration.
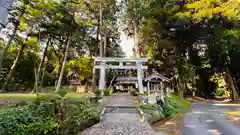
[137,62,143,93]
[147,81,150,93]
[99,63,106,91]
[160,81,164,102]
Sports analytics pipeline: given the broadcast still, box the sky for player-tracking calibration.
[1,0,134,57]
[116,0,134,58]
[119,31,134,57]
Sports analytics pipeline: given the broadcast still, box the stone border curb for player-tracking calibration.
[100,108,106,121]
[138,108,145,122]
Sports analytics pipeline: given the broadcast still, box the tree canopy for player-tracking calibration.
[0,0,240,99]
[122,0,240,99]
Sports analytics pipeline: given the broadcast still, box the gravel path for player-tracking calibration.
[181,102,240,135]
[83,93,165,135]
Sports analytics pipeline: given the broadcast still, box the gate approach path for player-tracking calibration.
[83,93,165,135]
[181,101,240,135]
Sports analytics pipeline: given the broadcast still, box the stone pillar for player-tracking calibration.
[147,81,150,92]
[137,62,143,93]
[119,62,123,66]
[99,64,106,91]
[160,81,164,102]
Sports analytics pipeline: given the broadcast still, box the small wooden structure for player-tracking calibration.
[144,71,173,103]
[68,72,81,85]
[115,76,138,91]
[68,70,92,93]
[144,72,173,93]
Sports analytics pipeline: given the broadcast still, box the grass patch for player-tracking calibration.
[168,94,190,112]
[0,92,92,102]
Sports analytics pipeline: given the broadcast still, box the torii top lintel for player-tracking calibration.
[94,57,148,63]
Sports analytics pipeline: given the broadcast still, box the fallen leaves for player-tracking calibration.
[152,117,182,135]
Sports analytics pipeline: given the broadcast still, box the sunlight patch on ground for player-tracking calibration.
[193,111,204,114]
[207,129,222,135]
[225,111,240,116]
[213,103,240,106]
[165,122,175,125]
[206,119,215,123]
[225,111,240,126]
[184,124,196,128]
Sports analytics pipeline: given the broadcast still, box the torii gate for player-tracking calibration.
[94,57,148,93]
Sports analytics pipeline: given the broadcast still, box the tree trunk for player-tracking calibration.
[55,37,72,92]
[224,67,240,100]
[91,19,100,91]
[0,25,18,71]
[39,55,50,90]
[91,63,97,90]
[33,38,50,92]
[178,78,184,99]
[1,44,25,92]
[55,45,66,86]
[0,10,25,72]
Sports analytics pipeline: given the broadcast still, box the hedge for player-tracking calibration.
[0,93,100,135]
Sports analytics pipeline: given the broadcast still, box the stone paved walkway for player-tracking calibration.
[83,93,165,135]
[181,102,240,135]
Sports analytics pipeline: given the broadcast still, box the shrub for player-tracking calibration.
[139,104,165,124]
[93,89,102,99]
[0,105,59,135]
[112,88,118,93]
[216,89,226,96]
[163,94,190,117]
[140,104,158,115]
[131,91,138,96]
[103,89,111,96]
[137,92,148,96]
[0,92,100,135]
[163,97,180,116]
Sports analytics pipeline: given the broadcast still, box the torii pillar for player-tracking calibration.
[94,57,148,93]
[135,40,144,94]
[99,63,106,91]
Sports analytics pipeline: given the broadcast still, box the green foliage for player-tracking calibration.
[130,90,138,96]
[137,92,148,96]
[163,98,180,117]
[210,73,226,89]
[67,57,93,81]
[0,105,59,135]
[103,89,111,96]
[93,89,102,99]
[56,88,68,97]
[112,88,118,93]
[122,0,240,98]
[139,103,165,124]
[140,104,158,116]
[163,94,190,117]
[216,89,226,97]
[0,0,124,92]
[0,50,38,91]
[0,92,100,135]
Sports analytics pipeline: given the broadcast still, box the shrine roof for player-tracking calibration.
[144,72,171,82]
